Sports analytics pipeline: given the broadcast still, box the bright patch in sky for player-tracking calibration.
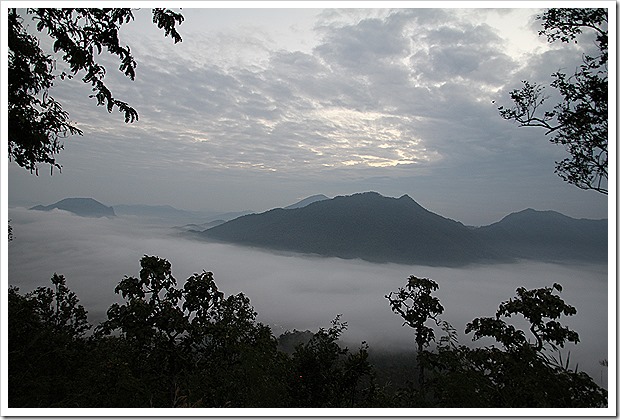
[306,108,425,168]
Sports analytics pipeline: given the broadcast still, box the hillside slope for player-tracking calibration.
[284,194,330,209]
[201,192,503,266]
[477,208,607,263]
[30,198,116,218]
[200,193,607,266]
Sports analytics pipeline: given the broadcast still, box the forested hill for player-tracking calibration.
[199,192,607,267]
[30,198,116,218]
[476,208,608,263]
[201,192,502,266]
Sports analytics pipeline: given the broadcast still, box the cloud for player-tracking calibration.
[408,23,516,86]
[7,207,609,387]
[9,8,608,224]
[45,9,512,175]
[315,15,409,69]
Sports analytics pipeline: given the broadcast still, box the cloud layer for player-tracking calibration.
[7,7,608,225]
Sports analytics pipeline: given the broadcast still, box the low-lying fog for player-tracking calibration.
[7,207,609,388]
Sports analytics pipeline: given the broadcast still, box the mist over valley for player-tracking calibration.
[8,198,609,387]
[28,192,608,267]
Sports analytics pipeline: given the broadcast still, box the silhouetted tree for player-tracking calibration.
[466,283,579,352]
[288,315,376,407]
[498,8,608,194]
[95,256,289,407]
[7,260,607,408]
[8,8,183,173]
[385,275,443,393]
[8,274,91,407]
[421,283,607,407]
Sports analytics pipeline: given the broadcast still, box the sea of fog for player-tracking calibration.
[7,207,610,388]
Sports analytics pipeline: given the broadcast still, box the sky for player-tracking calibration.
[5,2,612,226]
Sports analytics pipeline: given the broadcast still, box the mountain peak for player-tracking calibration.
[499,208,570,224]
[203,191,494,266]
[478,208,607,263]
[200,191,606,266]
[30,197,115,218]
[333,192,390,202]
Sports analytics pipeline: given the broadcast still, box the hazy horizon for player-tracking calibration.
[10,190,610,229]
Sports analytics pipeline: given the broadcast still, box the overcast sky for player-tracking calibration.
[5,3,610,226]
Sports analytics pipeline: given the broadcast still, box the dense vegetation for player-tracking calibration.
[8,256,607,408]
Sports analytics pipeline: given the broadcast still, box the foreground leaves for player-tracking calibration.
[8,257,607,408]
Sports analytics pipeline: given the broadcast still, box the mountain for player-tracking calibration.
[114,204,211,225]
[198,192,607,267]
[174,220,227,233]
[30,198,115,218]
[114,204,254,226]
[114,204,197,219]
[477,208,607,263]
[200,192,503,266]
[284,194,330,209]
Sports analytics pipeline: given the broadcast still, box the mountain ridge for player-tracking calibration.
[28,194,607,267]
[198,192,607,267]
[201,192,499,266]
[30,198,115,218]
[477,207,607,263]
[284,194,330,209]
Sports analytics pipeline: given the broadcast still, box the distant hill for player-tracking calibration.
[284,194,330,209]
[198,192,607,267]
[30,198,115,218]
[175,220,227,233]
[200,192,503,266]
[114,204,254,227]
[114,204,211,225]
[476,208,607,263]
[114,204,196,219]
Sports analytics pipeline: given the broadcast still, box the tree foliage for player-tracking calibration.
[288,315,376,407]
[8,258,607,408]
[498,8,608,194]
[8,275,91,406]
[466,283,579,352]
[94,256,289,407]
[8,8,183,173]
[385,275,444,390]
[7,256,380,408]
[420,283,607,407]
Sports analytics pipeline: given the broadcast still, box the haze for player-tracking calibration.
[7,207,608,387]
